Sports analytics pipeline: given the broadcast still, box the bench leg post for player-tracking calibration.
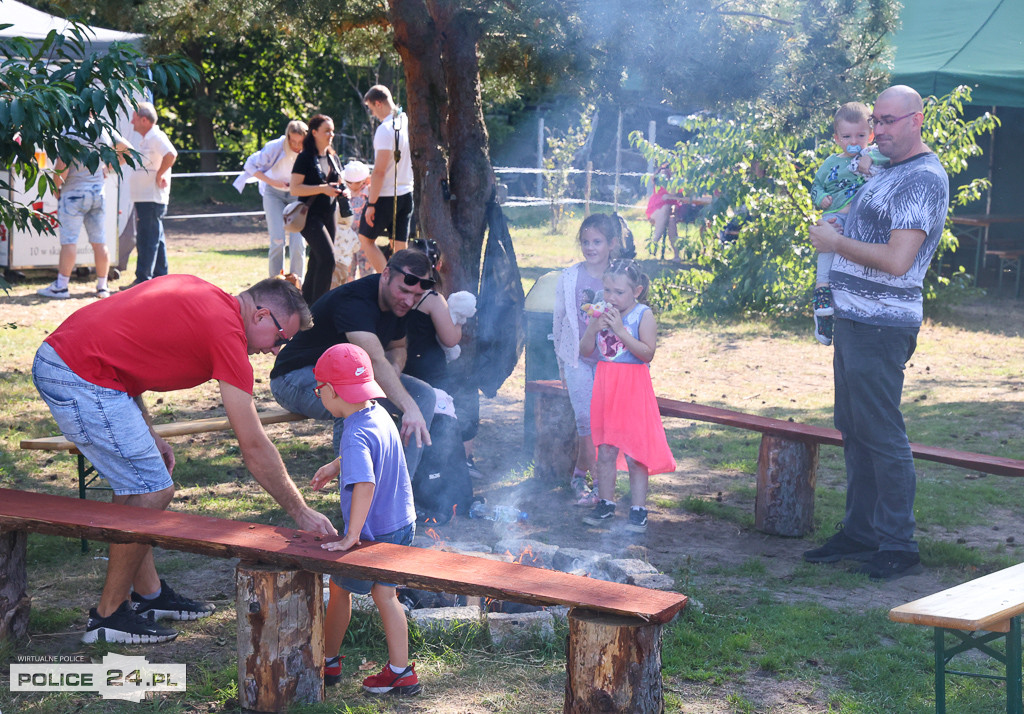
[934,627,946,714]
[0,529,30,643]
[755,435,817,536]
[533,391,578,485]
[564,608,664,713]
[236,563,324,712]
[1008,616,1022,714]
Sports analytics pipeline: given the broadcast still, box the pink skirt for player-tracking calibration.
[590,361,677,475]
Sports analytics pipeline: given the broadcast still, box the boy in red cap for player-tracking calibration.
[310,343,420,696]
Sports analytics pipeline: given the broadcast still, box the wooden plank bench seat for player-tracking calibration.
[526,380,1024,536]
[889,563,1024,714]
[0,488,686,712]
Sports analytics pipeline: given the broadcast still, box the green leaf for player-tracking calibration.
[9,98,24,126]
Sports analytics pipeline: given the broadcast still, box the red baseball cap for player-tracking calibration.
[313,344,386,403]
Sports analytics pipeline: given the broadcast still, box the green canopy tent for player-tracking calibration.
[891,0,1024,276]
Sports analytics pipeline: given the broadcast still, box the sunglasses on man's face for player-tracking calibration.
[392,266,436,291]
[256,305,290,348]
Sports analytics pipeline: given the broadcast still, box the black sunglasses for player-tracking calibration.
[256,305,290,348]
[392,266,436,291]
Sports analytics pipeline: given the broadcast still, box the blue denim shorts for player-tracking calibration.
[31,342,174,496]
[58,186,106,245]
[330,522,415,594]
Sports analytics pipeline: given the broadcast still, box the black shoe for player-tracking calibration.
[626,507,648,533]
[803,525,876,563]
[131,579,215,621]
[583,500,616,526]
[119,280,145,291]
[82,600,178,644]
[856,550,923,580]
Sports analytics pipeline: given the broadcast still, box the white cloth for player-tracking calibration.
[552,263,584,368]
[126,125,176,204]
[373,112,413,197]
[433,388,457,418]
[447,291,477,325]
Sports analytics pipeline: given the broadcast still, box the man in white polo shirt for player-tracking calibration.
[124,101,177,288]
[358,85,413,273]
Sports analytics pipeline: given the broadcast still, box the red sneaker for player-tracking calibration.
[361,661,421,696]
[324,655,344,686]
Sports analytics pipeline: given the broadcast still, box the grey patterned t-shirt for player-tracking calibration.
[830,152,949,327]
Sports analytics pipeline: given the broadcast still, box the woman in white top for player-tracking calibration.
[233,120,308,280]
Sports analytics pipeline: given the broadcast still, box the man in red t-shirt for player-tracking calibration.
[32,275,337,644]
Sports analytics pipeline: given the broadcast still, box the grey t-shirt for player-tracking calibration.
[60,127,127,193]
[830,152,949,327]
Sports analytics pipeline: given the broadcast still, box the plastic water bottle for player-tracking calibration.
[468,502,528,523]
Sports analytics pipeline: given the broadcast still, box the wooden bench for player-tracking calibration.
[889,563,1024,714]
[0,488,686,713]
[526,379,1024,536]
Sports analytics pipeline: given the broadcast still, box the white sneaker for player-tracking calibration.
[37,282,70,299]
[96,287,110,299]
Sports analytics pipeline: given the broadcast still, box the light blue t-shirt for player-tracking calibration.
[338,402,415,540]
[597,303,648,365]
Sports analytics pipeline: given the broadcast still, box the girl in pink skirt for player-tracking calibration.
[579,259,676,532]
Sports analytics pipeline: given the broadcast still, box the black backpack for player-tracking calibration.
[613,212,637,259]
[412,414,474,525]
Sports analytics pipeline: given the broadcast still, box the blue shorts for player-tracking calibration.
[58,185,106,245]
[330,522,415,594]
[31,342,173,496]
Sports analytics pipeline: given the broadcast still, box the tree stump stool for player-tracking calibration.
[755,434,817,536]
[236,563,324,712]
[0,530,30,642]
[564,608,664,713]
[533,390,579,483]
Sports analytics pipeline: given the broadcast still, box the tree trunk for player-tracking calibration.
[0,530,30,642]
[236,563,324,712]
[533,391,578,482]
[564,608,664,713]
[755,435,817,536]
[185,44,219,175]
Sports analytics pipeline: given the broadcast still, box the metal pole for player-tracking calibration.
[614,110,623,212]
[537,116,545,197]
[647,120,657,197]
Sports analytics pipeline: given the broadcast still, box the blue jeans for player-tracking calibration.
[270,366,435,475]
[833,318,919,553]
[330,522,415,593]
[135,202,168,282]
[31,343,173,496]
[263,186,305,278]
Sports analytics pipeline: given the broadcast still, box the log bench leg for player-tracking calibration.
[0,529,30,642]
[236,563,324,712]
[564,608,664,713]
[755,434,817,537]
[534,391,579,484]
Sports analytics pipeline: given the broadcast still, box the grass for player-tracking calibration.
[3,204,1024,712]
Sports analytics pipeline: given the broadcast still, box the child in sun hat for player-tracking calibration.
[309,343,420,696]
[340,160,375,281]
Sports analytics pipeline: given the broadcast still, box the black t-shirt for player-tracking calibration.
[291,150,351,218]
[404,302,447,386]
[270,274,406,378]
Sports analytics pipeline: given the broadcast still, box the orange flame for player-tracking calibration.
[425,528,441,542]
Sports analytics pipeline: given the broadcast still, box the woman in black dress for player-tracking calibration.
[289,114,350,304]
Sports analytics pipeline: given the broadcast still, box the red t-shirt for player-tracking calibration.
[45,275,254,397]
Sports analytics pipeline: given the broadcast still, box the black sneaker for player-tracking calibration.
[856,550,923,580]
[82,600,178,644]
[626,507,648,533]
[803,526,876,563]
[131,579,215,621]
[583,500,616,526]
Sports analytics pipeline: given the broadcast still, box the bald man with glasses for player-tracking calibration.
[805,85,950,580]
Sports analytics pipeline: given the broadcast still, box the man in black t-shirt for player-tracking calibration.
[271,250,436,473]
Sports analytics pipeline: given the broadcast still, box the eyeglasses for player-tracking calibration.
[392,266,436,291]
[256,305,290,348]
[868,112,918,129]
[314,382,328,398]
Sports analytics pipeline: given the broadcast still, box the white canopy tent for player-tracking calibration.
[0,0,144,53]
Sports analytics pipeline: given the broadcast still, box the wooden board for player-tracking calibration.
[0,489,687,624]
[20,409,308,453]
[889,563,1024,633]
[526,380,1024,477]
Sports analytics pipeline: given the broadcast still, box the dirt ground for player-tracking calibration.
[5,219,1024,713]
